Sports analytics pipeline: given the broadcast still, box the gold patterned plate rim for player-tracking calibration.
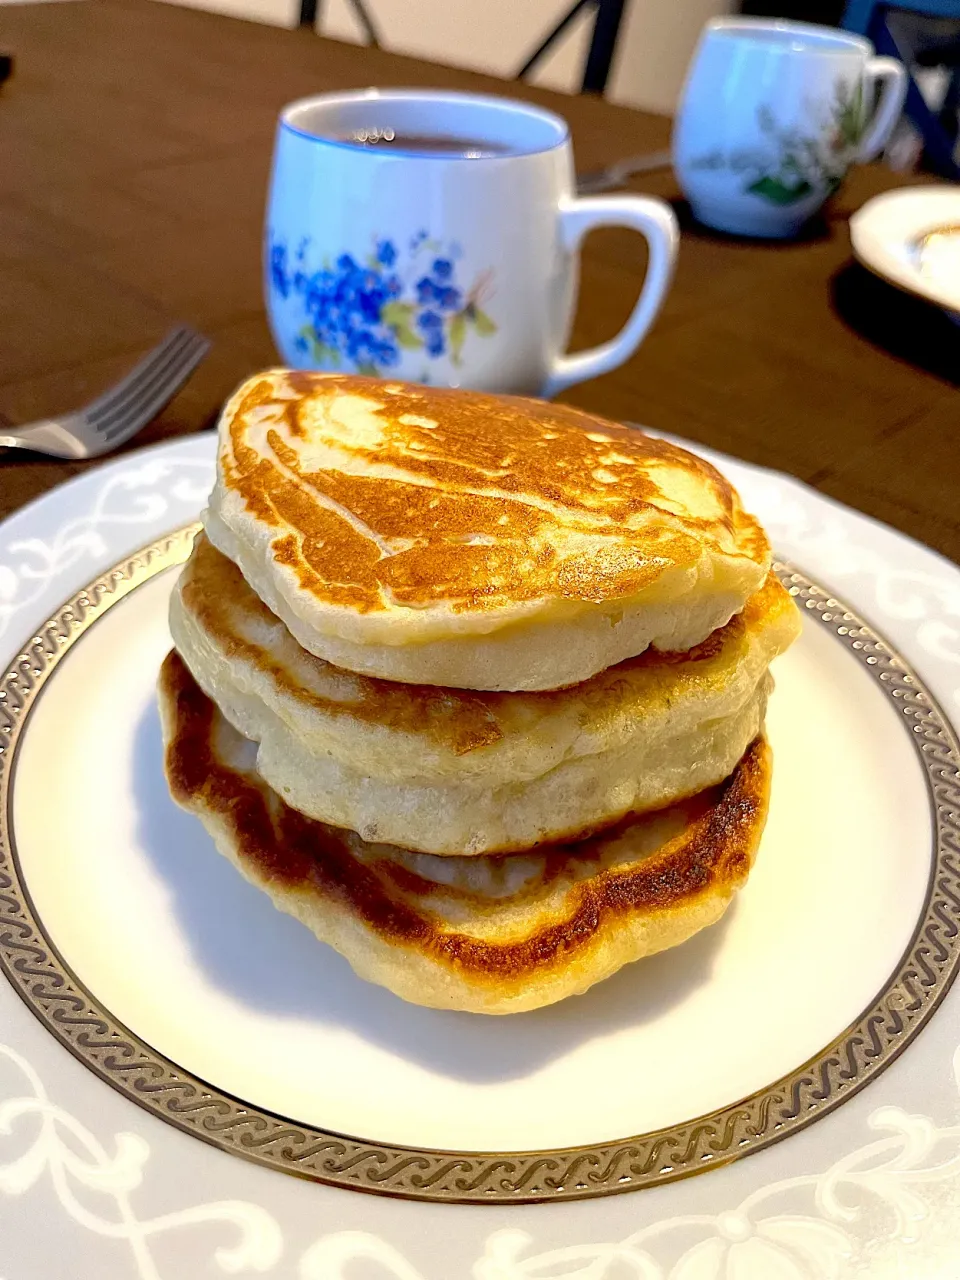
[0,525,958,1205]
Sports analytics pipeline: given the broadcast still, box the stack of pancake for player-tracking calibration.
[159,372,800,1014]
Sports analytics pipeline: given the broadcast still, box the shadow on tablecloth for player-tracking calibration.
[831,261,959,387]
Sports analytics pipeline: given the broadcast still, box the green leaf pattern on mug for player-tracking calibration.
[692,79,867,207]
[746,174,814,204]
[380,301,423,350]
[471,308,497,336]
[448,311,467,365]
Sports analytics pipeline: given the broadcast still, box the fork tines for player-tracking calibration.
[88,327,211,442]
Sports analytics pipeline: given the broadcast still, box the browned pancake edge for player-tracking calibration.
[218,373,770,617]
[160,649,772,988]
[178,530,791,754]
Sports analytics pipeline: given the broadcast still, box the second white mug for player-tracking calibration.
[673,18,907,238]
[266,89,679,398]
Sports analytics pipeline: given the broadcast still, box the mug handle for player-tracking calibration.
[541,195,679,400]
[856,57,908,163]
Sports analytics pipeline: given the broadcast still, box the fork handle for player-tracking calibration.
[0,422,89,459]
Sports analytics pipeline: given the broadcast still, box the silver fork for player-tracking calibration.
[576,149,673,195]
[0,326,211,460]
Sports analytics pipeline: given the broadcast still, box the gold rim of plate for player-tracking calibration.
[1,525,959,1205]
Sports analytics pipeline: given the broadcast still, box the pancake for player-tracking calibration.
[159,650,773,1014]
[170,534,799,855]
[205,371,771,690]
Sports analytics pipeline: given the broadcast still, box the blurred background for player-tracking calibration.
[74,0,950,174]
[124,0,844,115]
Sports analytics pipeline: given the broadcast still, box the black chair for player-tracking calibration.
[302,0,628,98]
[301,0,380,45]
[516,0,628,95]
[843,0,960,178]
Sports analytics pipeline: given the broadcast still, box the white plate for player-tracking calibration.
[851,184,960,318]
[7,550,933,1155]
[1,435,959,1277]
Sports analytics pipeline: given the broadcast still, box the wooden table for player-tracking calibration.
[2,0,958,561]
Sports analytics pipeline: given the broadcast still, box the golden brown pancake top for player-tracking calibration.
[161,650,771,983]
[217,372,770,616]
[180,532,791,757]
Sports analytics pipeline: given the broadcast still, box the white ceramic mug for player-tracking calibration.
[265,89,678,397]
[673,18,907,238]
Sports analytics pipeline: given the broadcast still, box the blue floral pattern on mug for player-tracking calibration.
[268,231,497,376]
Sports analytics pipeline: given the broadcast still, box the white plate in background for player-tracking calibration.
[851,184,960,318]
